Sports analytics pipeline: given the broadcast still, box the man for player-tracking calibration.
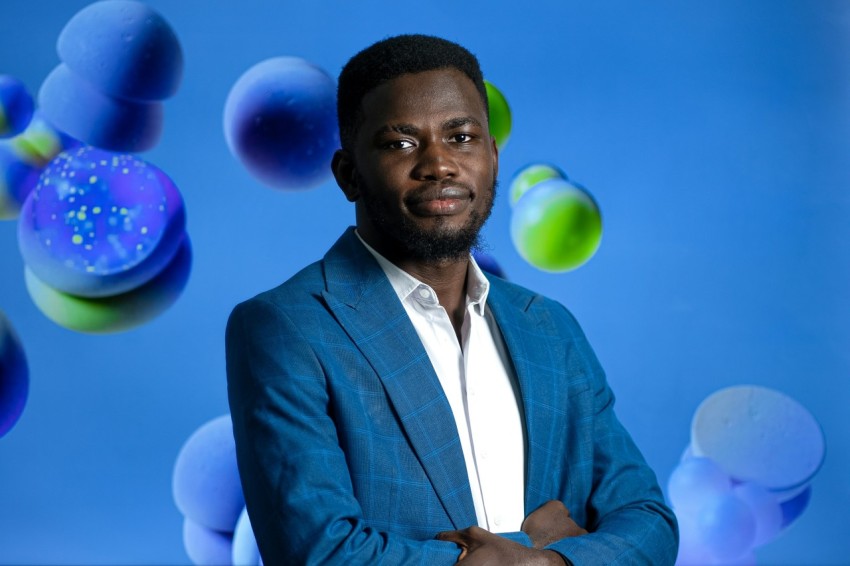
[226,34,678,565]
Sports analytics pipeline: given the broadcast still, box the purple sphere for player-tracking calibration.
[224,57,339,190]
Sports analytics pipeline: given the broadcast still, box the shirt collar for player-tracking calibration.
[355,230,490,315]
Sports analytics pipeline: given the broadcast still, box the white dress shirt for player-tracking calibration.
[356,233,526,533]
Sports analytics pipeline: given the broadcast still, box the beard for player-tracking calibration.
[358,175,497,263]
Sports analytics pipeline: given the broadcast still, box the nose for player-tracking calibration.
[411,139,457,181]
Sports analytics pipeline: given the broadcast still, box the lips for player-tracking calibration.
[406,184,472,216]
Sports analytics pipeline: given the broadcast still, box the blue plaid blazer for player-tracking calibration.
[226,228,677,565]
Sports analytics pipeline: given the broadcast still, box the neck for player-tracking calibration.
[400,256,470,344]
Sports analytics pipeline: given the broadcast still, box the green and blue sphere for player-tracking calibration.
[509,163,566,207]
[484,80,511,150]
[510,177,602,272]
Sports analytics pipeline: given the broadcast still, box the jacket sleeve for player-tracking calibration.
[545,304,679,565]
[225,297,462,565]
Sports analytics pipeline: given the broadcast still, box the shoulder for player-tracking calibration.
[228,257,333,336]
[487,274,584,333]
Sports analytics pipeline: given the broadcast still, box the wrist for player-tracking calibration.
[540,549,569,565]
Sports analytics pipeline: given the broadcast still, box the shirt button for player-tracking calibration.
[493,516,502,527]
[418,287,430,299]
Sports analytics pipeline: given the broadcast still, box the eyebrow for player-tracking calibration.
[373,116,484,138]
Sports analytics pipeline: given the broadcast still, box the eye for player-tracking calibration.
[450,133,474,143]
[383,139,415,150]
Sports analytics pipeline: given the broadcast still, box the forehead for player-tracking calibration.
[357,68,487,131]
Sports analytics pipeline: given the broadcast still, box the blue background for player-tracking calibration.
[1,1,848,563]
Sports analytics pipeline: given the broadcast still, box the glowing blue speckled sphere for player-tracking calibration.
[18,146,186,298]
[224,57,338,190]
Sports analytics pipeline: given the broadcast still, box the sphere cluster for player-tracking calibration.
[38,0,183,151]
[669,386,824,564]
[509,164,602,272]
[173,414,261,565]
[17,146,191,333]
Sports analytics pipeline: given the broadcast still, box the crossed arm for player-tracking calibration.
[439,500,588,565]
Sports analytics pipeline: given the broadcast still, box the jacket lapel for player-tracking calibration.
[487,279,566,514]
[319,228,477,529]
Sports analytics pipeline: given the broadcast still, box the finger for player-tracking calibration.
[436,530,467,546]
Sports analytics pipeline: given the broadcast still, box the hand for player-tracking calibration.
[437,526,565,565]
[521,500,588,549]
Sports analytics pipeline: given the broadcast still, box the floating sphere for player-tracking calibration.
[8,112,79,168]
[510,178,602,272]
[224,57,339,190]
[667,456,731,514]
[0,311,28,438]
[232,507,262,566]
[38,64,163,152]
[695,492,757,562]
[173,414,245,533]
[691,385,825,495]
[674,517,717,566]
[183,517,232,566]
[25,236,191,334]
[0,114,79,219]
[484,80,511,150]
[0,75,34,138]
[18,146,185,297]
[509,163,566,207]
[57,0,183,101]
[733,482,782,547]
[0,145,40,220]
[472,250,506,279]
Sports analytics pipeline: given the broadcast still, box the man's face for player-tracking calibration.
[344,68,498,262]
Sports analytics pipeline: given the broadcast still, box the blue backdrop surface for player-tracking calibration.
[1,1,848,563]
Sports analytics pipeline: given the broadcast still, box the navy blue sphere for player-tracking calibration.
[224,57,338,190]
[0,75,34,138]
[0,311,28,438]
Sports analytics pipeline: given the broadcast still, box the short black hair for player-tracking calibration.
[337,34,488,151]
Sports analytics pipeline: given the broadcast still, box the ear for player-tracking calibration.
[331,149,360,202]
